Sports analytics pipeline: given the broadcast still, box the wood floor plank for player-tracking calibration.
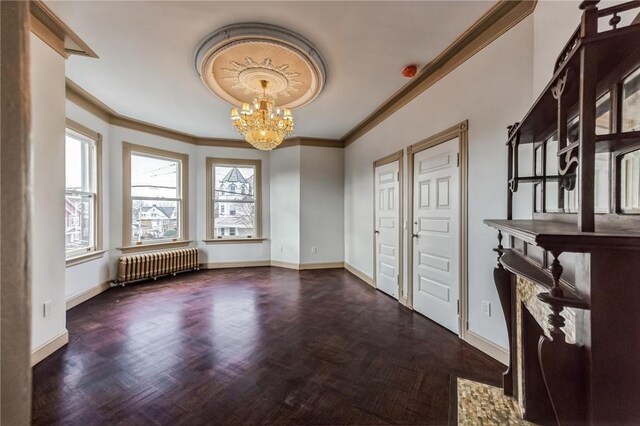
[32,267,502,425]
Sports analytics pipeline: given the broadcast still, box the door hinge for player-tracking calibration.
[456,153,460,167]
[457,299,460,315]
[397,171,400,181]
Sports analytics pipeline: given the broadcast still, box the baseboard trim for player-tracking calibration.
[31,329,69,366]
[270,260,300,270]
[299,261,344,270]
[204,260,271,269]
[66,280,111,310]
[204,260,346,271]
[344,262,374,287]
[465,329,509,366]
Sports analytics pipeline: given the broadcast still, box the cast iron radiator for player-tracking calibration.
[115,248,200,286]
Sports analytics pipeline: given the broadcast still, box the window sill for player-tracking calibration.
[66,250,106,267]
[117,240,193,254]
[202,238,267,244]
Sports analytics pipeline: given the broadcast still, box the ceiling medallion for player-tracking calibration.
[194,23,327,149]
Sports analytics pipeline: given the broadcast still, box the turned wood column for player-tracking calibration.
[577,1,598,232]
[492,231,515,396]
[537,252,589,425]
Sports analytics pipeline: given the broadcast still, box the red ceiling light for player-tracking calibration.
[402,65,417,78]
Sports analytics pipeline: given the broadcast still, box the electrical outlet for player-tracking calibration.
[311,246,317,254]
[43,300,52,317]
[482,300,491,317]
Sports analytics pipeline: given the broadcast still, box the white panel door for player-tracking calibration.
[375,161,400,299]
[412,138,459,333]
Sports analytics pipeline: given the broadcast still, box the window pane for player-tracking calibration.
[546,137,558,175]
[535,146,543,176]
[564,187,579,213]
[534,183,542,212]
[213,165,256,237]
[622,67,640,132]
[66,133,91,192]
[594,152,610,214]
[621,149,640,213]
[131,154,179,198]
[131,199,179,242]
[596,92,611,135]
[214,166,255,201]
[65,194,93,253]
[567,116,579,145]
[546,181,560,212]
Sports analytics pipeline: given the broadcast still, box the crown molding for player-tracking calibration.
[64,0,536,150]
[29,1,98,59]
[65,78,343,149]
[341,0,537,146]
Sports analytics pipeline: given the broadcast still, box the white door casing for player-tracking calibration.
[374,160,400,299]
[412,137,459,333]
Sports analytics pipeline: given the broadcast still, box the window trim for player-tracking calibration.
[205,157,262,242]
[122,142,189,249]
[65,119,102,264]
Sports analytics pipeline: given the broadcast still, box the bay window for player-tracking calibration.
[206,158,262,241]
[65,120,101,261]
[122,143,189,248]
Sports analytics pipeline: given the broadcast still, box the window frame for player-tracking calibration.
[65,119,103,264]
[205,157,263,243]
[122,142,189,250]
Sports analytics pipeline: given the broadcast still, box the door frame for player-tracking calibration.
[372,149,404,304]
[407,121,468,336]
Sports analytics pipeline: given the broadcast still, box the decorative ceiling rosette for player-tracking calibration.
[194,23,327,110]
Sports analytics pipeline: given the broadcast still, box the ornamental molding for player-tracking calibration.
[194,23,327,109]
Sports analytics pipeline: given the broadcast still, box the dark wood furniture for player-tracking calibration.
[485,1,640,424]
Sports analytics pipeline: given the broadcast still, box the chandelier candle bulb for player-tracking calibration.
[195,23,327,150]
[229,79,295,150]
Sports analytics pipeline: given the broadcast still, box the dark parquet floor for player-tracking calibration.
[32,267,503,425]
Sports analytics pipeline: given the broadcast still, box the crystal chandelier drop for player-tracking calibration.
[230,80,294,150]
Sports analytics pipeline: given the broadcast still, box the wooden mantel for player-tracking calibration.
[484,219,640,252]
[483,1,640,424]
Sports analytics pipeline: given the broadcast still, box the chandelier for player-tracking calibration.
[230,80,294,150]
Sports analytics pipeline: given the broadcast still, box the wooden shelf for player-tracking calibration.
[500,249,582,302]
[500,249,554,288]
[512,175,570,184]
[484,219,640,252]
[507,25,640,146]
[595,131,640,152]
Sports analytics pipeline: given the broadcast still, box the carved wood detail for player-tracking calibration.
[492,231,515,396]
[536,253,590,425]
[485,0,640,423]
[538,336,588,425]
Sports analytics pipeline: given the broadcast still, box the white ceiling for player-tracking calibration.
[48,1,495,140]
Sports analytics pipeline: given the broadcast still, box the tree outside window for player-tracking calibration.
[207,158,262,240]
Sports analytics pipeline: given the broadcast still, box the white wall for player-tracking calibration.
[344,16,534,349]
[300,146,344,264]
[60,106,344,291]
[31,34,67,350]
[270,146,301,264]
[64,101,111,299]
[196,145,271,265]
